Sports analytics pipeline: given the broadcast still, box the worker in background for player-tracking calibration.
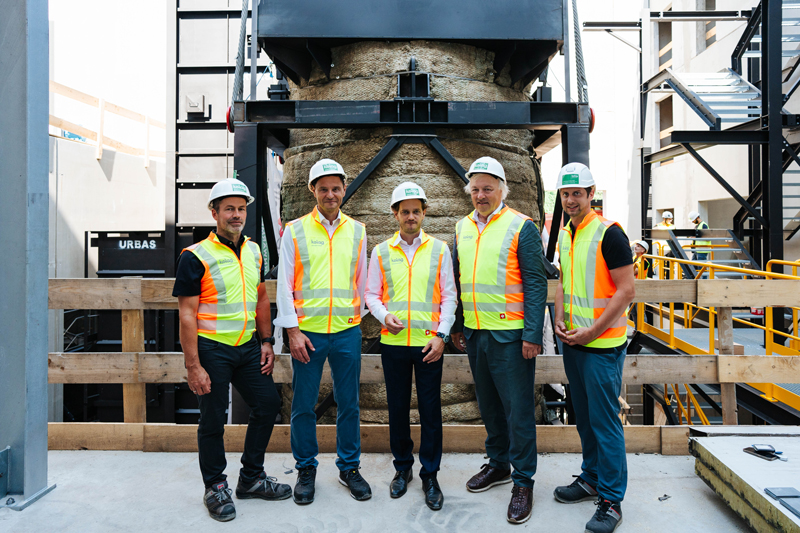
[274,159,370,504]
[173,177,290,522]
[653,211,675,278]
[689,210,711,262]
[632,240,651,279]
[553,163,635,533]
[365,182,456,511]
[450,156,547,525]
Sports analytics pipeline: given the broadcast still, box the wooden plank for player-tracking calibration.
[122,309,147,423]
[48,423,671,454]
[622,355,718,383]
[632,279,697,303]
[714,338,744,355]
[717,355,800,383]
[103,134,144,157]
[698,280,800,307]
[49,422,144,451]
[49,115,98,141]
[717,307,738,425]
[49,278,145,310]
[105,101,147,124]
[661,426,690,455]
[138,352,187,383]
[49,80,99,107]
[48,352,139,383]
[96,98,105,160]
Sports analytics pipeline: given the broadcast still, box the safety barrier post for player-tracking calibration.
[121,309,147,423]
[717,307,738,425]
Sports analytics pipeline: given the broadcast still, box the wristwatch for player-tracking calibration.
[436,332,451,344]
[261,336,276,345]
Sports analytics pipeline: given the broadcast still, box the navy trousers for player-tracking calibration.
[196,334,281,488]
[381,343,443,478]
[562,343,628,502]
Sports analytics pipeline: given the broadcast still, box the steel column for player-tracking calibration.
[0,0,56,509]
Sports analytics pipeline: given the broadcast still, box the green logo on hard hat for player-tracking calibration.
[232,183,247,193]
[562,173,580,185]
[322,163,339,172]
[474,162,489,170]
[405,188,419,196]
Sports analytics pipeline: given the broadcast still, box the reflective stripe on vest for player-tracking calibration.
[289,207,364,334]
[695,221,711,247]
[184,232,261,346]
[559,210,628,349]
[376,231,445,346]
[456,206,529,330]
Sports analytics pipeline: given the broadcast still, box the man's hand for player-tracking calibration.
[563,326,597,346]
[384,314,405,335]
[451,332,466,352]
[287,327,315,363]
[422,336,445,363]
[522,341,541,359]
[554,320,569,342]
[187,363,211,395]
[260,342,275,375]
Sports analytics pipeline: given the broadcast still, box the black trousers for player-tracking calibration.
[197,335,281,488]
[380,343,443,478]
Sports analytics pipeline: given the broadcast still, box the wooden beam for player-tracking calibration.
[717,307,738,425]
[698,280,800,307]
[47,423,669,454]
[49,278,146,310]
[660,426,690,455]
[632,279,697,303]
[122,309,147,423]
[717,355,800,383]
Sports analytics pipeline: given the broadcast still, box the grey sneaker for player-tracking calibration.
[236,471,292,501]
[585,498,623,533]
[554,475,598,504]
[203,481,236,522]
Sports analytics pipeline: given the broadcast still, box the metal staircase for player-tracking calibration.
[648,228,760,279]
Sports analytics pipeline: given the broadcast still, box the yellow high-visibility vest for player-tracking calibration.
[559,210,628,349]
[184,232,262,346]
[375,230,445,346]
[287,207,365,334]
[456,206,529,331]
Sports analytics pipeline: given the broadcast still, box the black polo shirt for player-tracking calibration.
[172,232,263,297]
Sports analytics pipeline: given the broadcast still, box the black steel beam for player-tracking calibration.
[650,10,751,22]
[731,2,761,74]
[765,0,784,268]
[234,100,587,130]
[643,384,679,425]
[425,137,468,184]
[735,384,800,425]
[341,136,401,207]
[682,143,768,228]
[670,130,768,145]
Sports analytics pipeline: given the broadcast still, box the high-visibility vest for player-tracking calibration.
[559,210,628,349]
[287,207,365,334]
[375,231,445,346]
[455,206,530,331]
[694,220,711,248]
[634,256,652,279]
[183,232,262,346]
[653,222,674,255]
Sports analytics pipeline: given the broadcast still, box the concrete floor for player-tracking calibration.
[0,451,748,532]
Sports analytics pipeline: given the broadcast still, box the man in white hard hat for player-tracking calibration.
[688,210,711,262]
[364,182,457,511]
[653,211,675,277]
[172,176,290,522]
[274,158,371,504]
[553,163,634,533]
[450,156,548,524]
[632,240,651,279]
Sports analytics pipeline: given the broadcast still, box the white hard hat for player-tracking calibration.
[208,177,254,208]
[662,211,674,219]
[308,158,347,189]
[557,162,595,189]
[688,210,700,221]
[390,182,428,211]
[466,156,506,182]
[634,240,649,253]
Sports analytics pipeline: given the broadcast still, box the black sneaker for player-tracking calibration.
[293,466,316,505]
[203,481,236,522]
[236,471,292,501]
[554,475,598,504]
[585,498,623,533]
[339,468,372,501]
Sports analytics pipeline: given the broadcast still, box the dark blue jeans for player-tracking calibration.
[562,343,628,502]
[381,343,443,478]
[290,325,362,471]
[196,334,281,488]
[465,329,538,488]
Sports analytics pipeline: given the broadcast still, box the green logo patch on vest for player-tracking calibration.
[322,163,339,172]
[474,162,489,170]
[405,188,419,196]
[562,173,580,185]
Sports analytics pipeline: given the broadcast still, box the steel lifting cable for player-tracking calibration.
[231,0,249,106]
[572,0,588,103]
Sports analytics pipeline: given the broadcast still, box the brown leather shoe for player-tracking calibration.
[466,463,512,493]
[507,484,534,524]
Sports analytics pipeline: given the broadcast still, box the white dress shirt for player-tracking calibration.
[365,231,457,336]
[472,203,504,232]
[274,209,367,330]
